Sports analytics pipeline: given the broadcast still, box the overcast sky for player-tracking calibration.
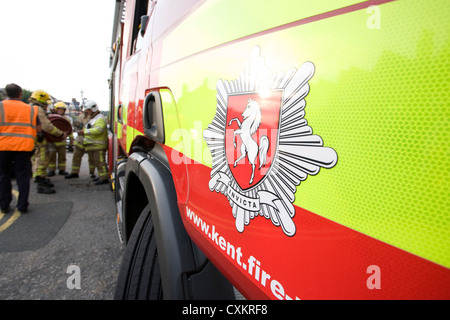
[0,0,115,110]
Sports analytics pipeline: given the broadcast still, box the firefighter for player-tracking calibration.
[47,102,70,176]
[65,106,95,179]
[29,90,67,194]
[0,84,40,214]
[78,100,109,185]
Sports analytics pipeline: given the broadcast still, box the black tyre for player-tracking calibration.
[114,161,126,244]
[114,204,163,299]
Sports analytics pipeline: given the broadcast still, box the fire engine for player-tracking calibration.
[108,0,450,299]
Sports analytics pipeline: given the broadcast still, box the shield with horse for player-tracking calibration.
[225,91,282,190]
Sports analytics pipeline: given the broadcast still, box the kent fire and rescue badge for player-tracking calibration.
[203,47,338,237]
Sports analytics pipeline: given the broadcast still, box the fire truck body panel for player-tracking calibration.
[110,0,450,299]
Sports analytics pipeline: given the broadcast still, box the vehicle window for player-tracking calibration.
[131,0,149,55]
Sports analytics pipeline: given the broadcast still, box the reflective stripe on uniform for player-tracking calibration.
[0,132,36,139]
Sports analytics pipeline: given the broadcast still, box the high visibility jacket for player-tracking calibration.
[83,112,108,151]
[0,100,38,151]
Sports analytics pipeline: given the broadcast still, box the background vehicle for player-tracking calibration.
[108,0,450,299]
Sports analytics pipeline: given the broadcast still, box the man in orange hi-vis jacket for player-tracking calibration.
[0,83,40,214]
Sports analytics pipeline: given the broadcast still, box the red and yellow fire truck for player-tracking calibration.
[108,0,450,299]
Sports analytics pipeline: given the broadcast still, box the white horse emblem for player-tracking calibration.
[203,46,338,236]
[228,99,269,185]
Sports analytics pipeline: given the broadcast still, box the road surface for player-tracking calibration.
[0,152,123,300]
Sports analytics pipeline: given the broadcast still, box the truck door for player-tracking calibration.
[119,0,150,154]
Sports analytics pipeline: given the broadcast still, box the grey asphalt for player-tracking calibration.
[0,152,123,299]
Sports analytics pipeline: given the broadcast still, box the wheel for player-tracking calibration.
[114,204,163,299]
[114,160,127,244]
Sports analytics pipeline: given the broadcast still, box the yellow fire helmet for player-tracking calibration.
[54,101,67,110]
[30,89,50,105]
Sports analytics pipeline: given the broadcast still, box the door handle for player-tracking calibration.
[143,91,165,144]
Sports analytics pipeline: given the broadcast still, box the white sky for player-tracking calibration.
[0,0,115,110]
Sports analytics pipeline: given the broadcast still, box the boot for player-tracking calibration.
[34,177,54,187]
[47,170,55,177]
[34,176,46,183]
[65,173,79,179]
[37,184,56,194]
[94,179,109,186]
[1,206,11,214]
[59,170,68,176]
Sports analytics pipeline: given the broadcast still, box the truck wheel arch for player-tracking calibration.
[119,150,235,299]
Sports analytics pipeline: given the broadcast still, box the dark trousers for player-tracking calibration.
[0,151,33,211]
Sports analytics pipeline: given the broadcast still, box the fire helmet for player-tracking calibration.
[84,100,98,112]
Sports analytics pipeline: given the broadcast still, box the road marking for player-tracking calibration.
[0,210,21,233]
[0,189,21,234]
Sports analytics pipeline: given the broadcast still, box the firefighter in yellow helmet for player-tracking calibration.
[47,102,71,176]
[29,90,68,194]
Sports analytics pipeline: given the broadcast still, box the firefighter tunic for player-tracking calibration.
[83,112,108,180]
[34,106,64,179]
